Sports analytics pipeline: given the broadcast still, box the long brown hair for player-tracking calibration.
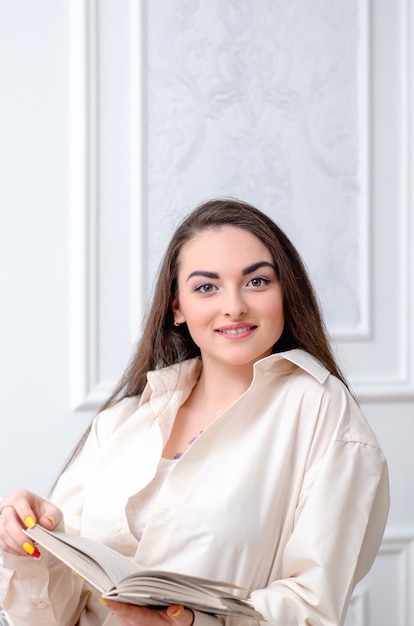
[51,198,348,491]
[103,197,348,406]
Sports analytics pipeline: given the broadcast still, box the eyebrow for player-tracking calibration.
[186,262,276,282]
[242,261,276,275]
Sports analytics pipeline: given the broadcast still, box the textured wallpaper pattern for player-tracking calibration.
[146,0,365,335]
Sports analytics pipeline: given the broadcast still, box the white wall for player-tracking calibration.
[0,1,90,493]
[0,1,412,624]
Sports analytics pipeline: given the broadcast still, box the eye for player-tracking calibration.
[194,283,218,294]
[247,277,270,288]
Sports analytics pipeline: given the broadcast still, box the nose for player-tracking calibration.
[222,288,247,318]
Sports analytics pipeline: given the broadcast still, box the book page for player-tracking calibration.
[25,525,141,592]
[24,526,264,620]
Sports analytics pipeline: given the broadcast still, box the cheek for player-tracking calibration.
[179,299,211,331]
[263,294,284,319]
[186,308,212,331]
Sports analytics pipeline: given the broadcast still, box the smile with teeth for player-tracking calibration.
[217,325,256,335]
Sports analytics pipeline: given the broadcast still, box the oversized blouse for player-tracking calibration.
[0,350,390,626]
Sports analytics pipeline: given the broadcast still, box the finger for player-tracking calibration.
[28,498,62,530]
[104,602,161,622]
[11,490,61,530]
[0,505,38,556]
[167,605,184,619]
[101,602,194,626]
[105,601,152,617]
[0,504,15,516]
[0,489,61,556]
[167,605,194,626]
[38,502,62,529]
[1,489,41,529]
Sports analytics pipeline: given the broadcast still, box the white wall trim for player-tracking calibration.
[378,526,414,626]
[68,0,146,411]
[69,0,98,411]
[357,0,372,343]
[346,585,369,626]
[348,0,414,402]
[347,527,414,626]
[128,0,147,341]
[68,0,413,409]
[329,0,371,343]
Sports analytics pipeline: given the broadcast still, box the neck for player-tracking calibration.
[193,359,255,410]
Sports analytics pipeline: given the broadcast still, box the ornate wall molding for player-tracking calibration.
[376,527,414,626]
[346,0,414,401]
[68,0,413,409]
[345,526,414,626]
[68,0,145,410]
[68,0,96,410]
[145,0,372,340]
[345,586,369,626]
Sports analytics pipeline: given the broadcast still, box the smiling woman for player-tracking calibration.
[172,226,285,378]
[0,199,389,626]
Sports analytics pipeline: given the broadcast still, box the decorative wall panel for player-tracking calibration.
[63,2,413,624]
[344,527,414,625]
[146,0,370,338]
[69,0,413,410]
[340,0,414,399]
[344,587,369,626]
[69,0,145,409]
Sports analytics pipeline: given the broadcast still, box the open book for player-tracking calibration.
[24,525,263,620]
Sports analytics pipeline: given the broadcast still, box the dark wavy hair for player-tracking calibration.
[102,197,348,405]
[51,198,348,491]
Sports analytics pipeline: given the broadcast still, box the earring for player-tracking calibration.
[174,320,181,327]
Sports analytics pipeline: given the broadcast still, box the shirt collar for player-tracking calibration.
[255,348,330,384]
[145,358,202,395]
[145,348,329,396]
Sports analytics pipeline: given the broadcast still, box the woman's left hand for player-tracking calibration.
[105,602,195,626]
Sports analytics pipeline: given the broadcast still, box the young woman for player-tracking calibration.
[0,199,389,626]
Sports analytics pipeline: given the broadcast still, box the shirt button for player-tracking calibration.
[37,601,47,608]
[114,522,122,533]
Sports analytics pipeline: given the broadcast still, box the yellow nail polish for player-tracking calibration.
[171,608,182,618]
[25,516,36,529]
[22,542,41,558]
[22,542,35,555]
[46,516,56,527]
[99,597,108,606]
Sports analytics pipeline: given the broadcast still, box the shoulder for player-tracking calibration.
[91,359,201,444]
[92,396,141,444]
[257,350,381,449]
[255,349,330,388]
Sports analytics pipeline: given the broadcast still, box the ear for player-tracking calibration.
[172,298,185,325]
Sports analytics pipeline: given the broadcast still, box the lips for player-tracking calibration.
[215,324,257,335]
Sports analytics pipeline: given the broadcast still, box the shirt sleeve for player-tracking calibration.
[250,436,389,625]
[0,398,143,625]
[0,414,106,625]
[0,549,102,626]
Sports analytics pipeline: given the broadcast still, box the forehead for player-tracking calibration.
[178,226,272,268]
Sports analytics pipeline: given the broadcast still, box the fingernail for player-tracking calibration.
[171,608,182,618]
[99,597,108,606]
[46,516,56,527]
[24,515,36,529]
[22,542,41,558]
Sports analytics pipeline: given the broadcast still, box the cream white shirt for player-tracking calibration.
[0,350,389,626]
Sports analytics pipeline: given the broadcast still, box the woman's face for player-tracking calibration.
[173,226,285,372]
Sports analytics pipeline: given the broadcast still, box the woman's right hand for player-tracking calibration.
[0,488,62,558]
